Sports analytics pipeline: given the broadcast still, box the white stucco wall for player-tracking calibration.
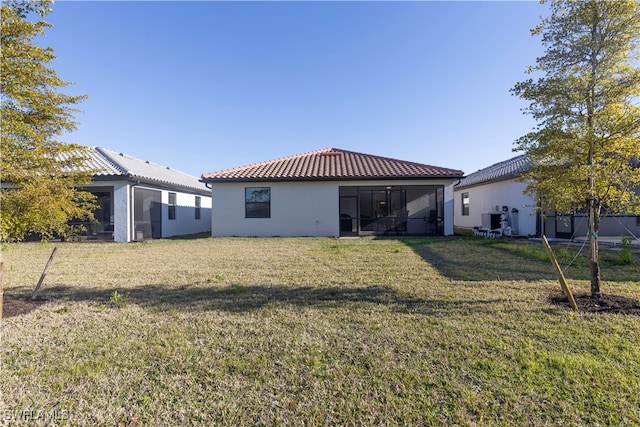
[161,189,212,238]
[443,181,455,236]
[211,179,458,237]
[211,181,339,237]
[454,179,538,236]
[113,183,131,243]
[94,181,211,242]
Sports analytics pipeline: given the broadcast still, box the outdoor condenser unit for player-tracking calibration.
[481,213,502,230]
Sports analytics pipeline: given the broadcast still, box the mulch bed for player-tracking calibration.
[549,293,640,315]
[2,297,47,318]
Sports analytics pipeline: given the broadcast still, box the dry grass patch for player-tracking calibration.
[1,237,639,425]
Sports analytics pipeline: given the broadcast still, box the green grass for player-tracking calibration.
[1,237,639,426]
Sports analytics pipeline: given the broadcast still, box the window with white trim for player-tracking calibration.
[461,192,469,216]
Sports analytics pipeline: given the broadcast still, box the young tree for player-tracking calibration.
[1,0,96,242]
[512,0,640,298]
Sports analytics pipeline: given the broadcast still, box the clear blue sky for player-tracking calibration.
[42,1,548,178]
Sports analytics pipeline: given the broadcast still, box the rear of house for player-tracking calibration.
[70,147,212,242]
[454,155,538,237]
[454,154,640,239]
[202,148,464,238]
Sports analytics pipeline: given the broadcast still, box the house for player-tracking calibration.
[454,154,640,239]
[65,147,212,242]
[454,155,538,237]
[201,148,464,237]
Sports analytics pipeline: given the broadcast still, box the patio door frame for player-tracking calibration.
[339,185,444,237]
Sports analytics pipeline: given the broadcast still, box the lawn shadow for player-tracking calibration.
[166,232,212,240]
[14,283,519,317]
[402,237,639,283]
[403,238,555,282]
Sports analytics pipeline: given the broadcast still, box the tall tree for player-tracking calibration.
[512,0,640,298]
[1,0,96,242]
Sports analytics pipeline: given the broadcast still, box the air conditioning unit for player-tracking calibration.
[481,213,501,229]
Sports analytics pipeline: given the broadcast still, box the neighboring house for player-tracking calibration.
[454,155,538,237]
[65,147,212,242]
[201,148,464,238]
[454,154,640,239]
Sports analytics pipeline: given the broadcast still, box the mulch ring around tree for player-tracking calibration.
[549,293,640,315]
[2,297,47,318]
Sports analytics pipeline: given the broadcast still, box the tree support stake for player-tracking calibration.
[1,262,4,319]
[32,247,57,300]
[541,236,579,311]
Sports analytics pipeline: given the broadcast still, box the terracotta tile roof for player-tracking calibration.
[201,148,464,182]
[455,154,532,190]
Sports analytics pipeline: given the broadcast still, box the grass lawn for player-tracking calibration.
[1,236,639,426]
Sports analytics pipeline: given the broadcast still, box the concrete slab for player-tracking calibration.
[531,236,640,248]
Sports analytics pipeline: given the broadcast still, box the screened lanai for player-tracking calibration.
[339,185,444,236]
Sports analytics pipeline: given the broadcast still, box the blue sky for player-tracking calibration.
[42,1,547,178]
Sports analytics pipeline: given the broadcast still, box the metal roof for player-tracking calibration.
[60,147,209,194]
[95,147,209,194]
[456,154,532,190]
[57,146,124,175]
[201,148,464,182]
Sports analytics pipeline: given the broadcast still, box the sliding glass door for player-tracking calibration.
[359,188,407,233]
[339,185,443,236]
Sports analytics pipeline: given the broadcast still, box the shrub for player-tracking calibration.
[616,236,634,265]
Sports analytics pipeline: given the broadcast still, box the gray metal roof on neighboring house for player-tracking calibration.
[60,146,209,195]
[456,154,532,190]
[95,147,209,194]
[201,148,464,182]
[57,146,125,175]
[82,147,126,175]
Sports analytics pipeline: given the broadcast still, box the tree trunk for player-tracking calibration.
[588,194,601,298]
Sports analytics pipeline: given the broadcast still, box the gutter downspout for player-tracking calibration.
[203,181,213,236]
[454,178,462,235]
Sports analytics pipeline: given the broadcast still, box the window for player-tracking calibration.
[461,192,469,216]
[195,196,201,220]
[245,187,270,218]
[168,192,176,220]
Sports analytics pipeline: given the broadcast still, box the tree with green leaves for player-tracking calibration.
[1,0,96,242]
[512,0,640,298]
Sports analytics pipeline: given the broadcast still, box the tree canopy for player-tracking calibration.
[512,0,640,296]
[1,0,96,242]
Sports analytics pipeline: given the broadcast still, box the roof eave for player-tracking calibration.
[92,174,210,196]
[133,177,211,196]
[201,174,464,183]
[455,173,526,190]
